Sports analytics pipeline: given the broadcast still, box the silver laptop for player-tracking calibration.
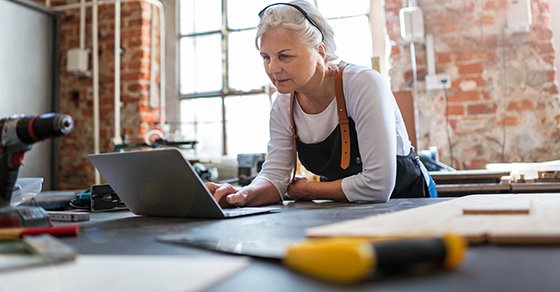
[88,148,279,218]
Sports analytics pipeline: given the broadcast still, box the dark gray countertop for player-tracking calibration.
[56,198,560,291]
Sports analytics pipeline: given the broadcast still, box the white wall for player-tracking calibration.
[0,0,55,189]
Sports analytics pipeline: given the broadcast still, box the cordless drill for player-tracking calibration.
[0,113,73,227]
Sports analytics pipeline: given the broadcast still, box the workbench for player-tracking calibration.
[55,198,560,291]
[431,170,560,197]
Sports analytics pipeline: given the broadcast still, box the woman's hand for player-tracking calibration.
[205,182,249,208]
[286,177,314,200]
[287,178,348,202]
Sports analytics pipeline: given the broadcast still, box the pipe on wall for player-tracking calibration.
[80,0,85,50]
[92,0,100,184]
[155,1,166,126]
[114,0,122,144]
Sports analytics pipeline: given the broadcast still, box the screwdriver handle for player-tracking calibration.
[283,233,466,284]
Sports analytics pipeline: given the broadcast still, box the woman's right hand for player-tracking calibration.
[205,182,249,208]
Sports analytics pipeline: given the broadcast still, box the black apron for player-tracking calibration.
[294,118,429,198]
[290,63,430,198]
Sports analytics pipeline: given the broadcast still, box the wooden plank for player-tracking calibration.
[306,194,560,245]
[462,199,531,215]
[430,170,510,184]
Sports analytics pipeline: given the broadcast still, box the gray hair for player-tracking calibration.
[255,1,338,62]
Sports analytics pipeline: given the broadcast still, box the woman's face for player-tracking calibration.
[259,27,322,94]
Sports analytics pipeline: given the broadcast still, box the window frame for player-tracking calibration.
[177,0,267,156]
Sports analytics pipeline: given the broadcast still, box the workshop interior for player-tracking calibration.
[3,0,559,201]
[1,0,560,236]
[1,0,560,289]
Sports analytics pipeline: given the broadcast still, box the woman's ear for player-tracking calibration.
[316,43,327,60]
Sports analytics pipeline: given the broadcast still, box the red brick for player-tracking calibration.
[447,105,465,116]
[391,45,400,56]
[449,91,481,102]
[458,63,484,74]
[66,39,80,48]
[507,99,533,111]
[404,68,426,82]
[479,15,496,25]
[460,51,486,62]
[122,72,150,81]
[467,103,497,115]
[484,0,506,10]
[127,83,150,92]
[504,116,519,126]
[124,1,143,10]
[535,28,554,40]
[437,52,452,64]
[121,28,144,39]
[544,85,559,94]
[483,51,499,65]
[535,43,555,54]
[546,70,557,81]
[542,55,555,65]
[482,35,499,47]
[436,22,460,34]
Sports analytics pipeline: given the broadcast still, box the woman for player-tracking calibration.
[206,0,436,207]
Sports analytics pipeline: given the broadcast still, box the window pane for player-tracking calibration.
[228,29,269,91]
[227,0,269,29]
[317,0,370,18]
[180,0,222,34]
[180,34,222,94]
[225,94,271,157]
[180,98,223,158]
[330,16,372,67]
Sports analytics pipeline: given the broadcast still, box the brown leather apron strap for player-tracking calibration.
[336,61,350,169]
[290,91,298,180]
[289,61,351,180]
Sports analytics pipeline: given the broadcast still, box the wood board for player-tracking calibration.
[306,194,560,245]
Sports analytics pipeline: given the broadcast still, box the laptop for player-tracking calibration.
[88,148,279,218]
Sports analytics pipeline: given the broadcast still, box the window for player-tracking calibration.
[177,0,372,159]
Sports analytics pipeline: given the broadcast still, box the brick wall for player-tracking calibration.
[385,0,560,169]
[47,0,161,189]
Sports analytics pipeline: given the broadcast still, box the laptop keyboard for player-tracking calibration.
[223,208,258,216]
[222,207,279,217]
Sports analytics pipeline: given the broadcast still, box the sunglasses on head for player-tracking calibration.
[258,2,324,41]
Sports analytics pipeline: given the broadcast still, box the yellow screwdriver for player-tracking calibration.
[158,232,467,284]
[283,233,467,284]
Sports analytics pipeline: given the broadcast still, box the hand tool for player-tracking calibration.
[0,224,80,239]
[158,233,467,284]
[0,113,74,227]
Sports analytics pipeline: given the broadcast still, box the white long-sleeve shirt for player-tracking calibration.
[254,63,411,202]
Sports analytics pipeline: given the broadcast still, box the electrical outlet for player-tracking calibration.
[67,48,90,77]
[426,74,451,91]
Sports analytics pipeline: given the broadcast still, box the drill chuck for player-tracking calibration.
[1,113,74,147]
